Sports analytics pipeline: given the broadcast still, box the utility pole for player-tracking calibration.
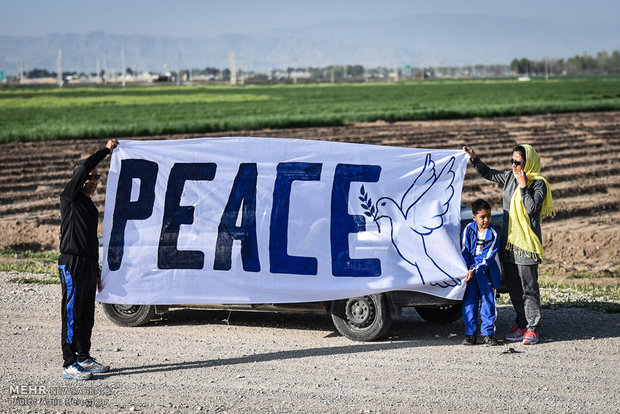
[103,54,108,84]
[177,52,181,86]
[57,49,63,88]
[394,61,398,83]
[121,49,126,87]
[229,51,237,85]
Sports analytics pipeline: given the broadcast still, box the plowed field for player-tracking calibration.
[1,111,619,278]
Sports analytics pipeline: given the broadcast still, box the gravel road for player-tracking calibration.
[1,271,618,413]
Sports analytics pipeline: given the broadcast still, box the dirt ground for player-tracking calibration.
[1,111,619,279]
[0,271,618,413]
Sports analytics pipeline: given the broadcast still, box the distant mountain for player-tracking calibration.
[1,14,618,74]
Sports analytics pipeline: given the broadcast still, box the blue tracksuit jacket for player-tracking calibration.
[461,222,501,336]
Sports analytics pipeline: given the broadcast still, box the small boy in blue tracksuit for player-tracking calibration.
[461,199,501,346]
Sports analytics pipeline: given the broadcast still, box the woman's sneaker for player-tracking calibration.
[504,327,526,342]
[62,362,92,380]
[523,330,539,345]
[78,357,110,373]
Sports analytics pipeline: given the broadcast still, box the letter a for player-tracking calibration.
[214,163,260,272]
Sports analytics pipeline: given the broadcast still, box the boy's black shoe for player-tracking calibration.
[462,335,477,345]
[483,335,499,346]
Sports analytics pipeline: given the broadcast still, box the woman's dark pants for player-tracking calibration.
[504,262,541,331]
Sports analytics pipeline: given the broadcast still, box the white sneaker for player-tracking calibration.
[78,357,110,373]
[63,362,93,380]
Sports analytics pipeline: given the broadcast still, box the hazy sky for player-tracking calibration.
[1,0,618,37]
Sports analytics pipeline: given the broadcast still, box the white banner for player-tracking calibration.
[97,137,469,304]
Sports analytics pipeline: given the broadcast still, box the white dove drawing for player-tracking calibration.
[361,154,460,288]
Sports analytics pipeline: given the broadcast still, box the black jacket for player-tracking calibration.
[59,148,110,259]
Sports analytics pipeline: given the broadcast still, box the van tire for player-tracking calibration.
[331,294,392,341]
[415,304,462,324]
[102,304,155,327]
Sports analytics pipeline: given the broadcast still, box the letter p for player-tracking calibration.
[108,159,158,271]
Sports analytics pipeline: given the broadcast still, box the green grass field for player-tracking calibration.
[1,77,620,142]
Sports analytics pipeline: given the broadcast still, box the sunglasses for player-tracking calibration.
[87,174,101,181]
[511,159,523,167]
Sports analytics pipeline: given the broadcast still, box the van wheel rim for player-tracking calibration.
[344,297,375,328]
[112,304,140,315]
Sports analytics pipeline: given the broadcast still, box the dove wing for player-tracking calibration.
[400,153,436,213]
[405,156,456,235]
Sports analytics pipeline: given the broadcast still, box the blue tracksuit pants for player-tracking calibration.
[58,254,97,367]
[462,271,497,336]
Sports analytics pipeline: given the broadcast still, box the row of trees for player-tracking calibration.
[15,50,620,83]
[189,64,508,82]
[21,67,148,79]
[186,65,384,81]
[511,50,620,76]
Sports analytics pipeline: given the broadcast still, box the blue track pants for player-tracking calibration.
[58,253,97,367]
[462,271,497,336]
